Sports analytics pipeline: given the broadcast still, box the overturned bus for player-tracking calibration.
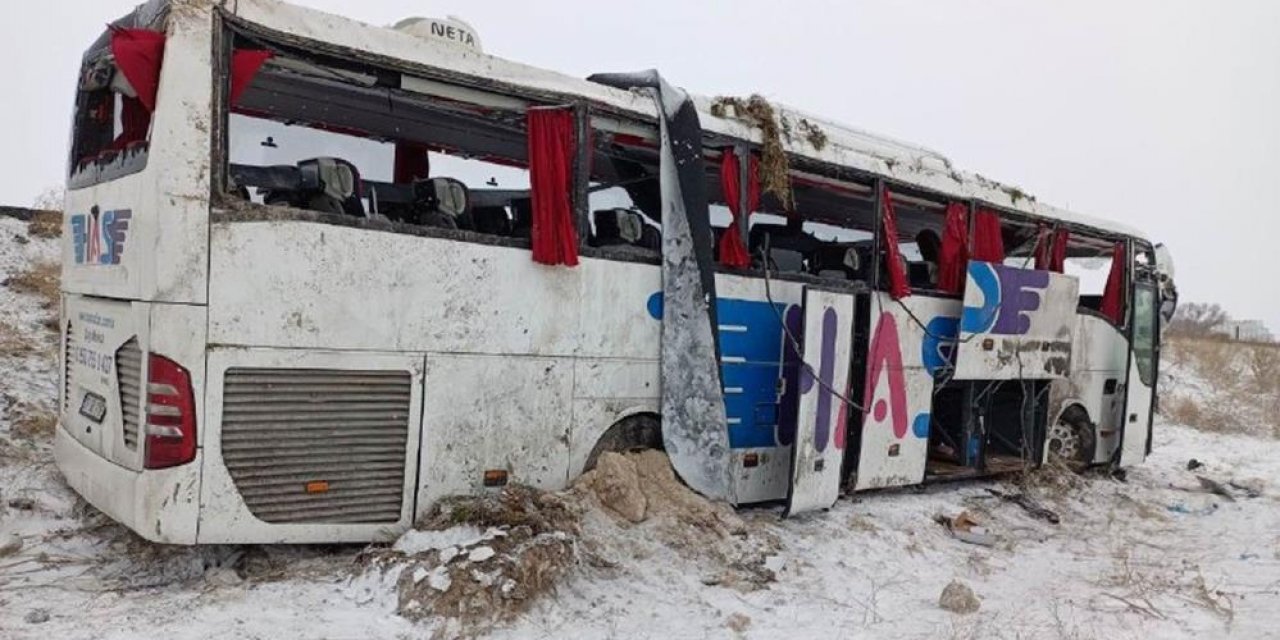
[55,0,1174,543]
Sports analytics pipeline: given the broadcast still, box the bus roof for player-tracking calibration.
[224,0,1149,241]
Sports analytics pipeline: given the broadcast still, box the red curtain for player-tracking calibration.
[527,108,579,267]
[393,142,432,183]
[1032,225,1069,273]
[111,96,152,150]
[937,203,969,294]
[972,209,1005,263]
[880,187,911,300]
[1100,241,1126,324]
[718,149,756,268]
[230,49,273,106]
[110,28,166,112]
[1048,228,1069,273]
[1034,223,1051,270]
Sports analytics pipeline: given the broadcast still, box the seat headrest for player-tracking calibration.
[298,157,356,200]
[413,177,470,218]
[593,209,644,245]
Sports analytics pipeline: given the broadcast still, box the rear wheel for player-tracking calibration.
[1046,406,1095,468]
[582,414,662,473]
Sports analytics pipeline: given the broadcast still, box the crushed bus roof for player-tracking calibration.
[222,0,1148,240]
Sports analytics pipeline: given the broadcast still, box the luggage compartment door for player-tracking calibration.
[785,287,855,516]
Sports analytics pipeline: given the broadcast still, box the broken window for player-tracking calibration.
[69,28,166,187]
[224,40,540,244]
[585,117,663,258]
[745,168,876,282]
[1062,232,1123,317]
[885,188,950,295]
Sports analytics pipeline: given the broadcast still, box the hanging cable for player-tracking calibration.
[759,234,866,414]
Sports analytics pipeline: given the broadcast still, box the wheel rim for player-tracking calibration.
[1046,420,1083,463]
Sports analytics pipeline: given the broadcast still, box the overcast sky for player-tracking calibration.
[4,0,1277,332]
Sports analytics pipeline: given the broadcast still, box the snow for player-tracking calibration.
[1,211,1277,639]
[391,525,504,556]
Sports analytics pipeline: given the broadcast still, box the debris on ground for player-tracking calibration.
[1195,475,1237,502]
[8,496,35,510]
[934,511,996,547]
[1187,458,1204,470]
[1167,502,1219,516]
[938,579,981,614]
[986,489,1061,524]
[381,485,581,632]
[0,532,23,557]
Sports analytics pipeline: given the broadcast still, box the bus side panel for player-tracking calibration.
[854,293,962,491]
[1047,314,1127,464]
[417,354,573,514]
[62,6,211,305]
[566,359,659,480]
[208,222,583,357]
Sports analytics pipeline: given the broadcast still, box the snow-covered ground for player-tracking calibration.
[1,213,1277,639]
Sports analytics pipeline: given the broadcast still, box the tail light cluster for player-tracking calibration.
[144,353,197,469]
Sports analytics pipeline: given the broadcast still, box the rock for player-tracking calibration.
[0,533,23,557]
[579,453,648,523]
[939,580,981,615]
[24,609,50,624]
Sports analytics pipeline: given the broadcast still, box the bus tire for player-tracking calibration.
[583,413,663,473]
[1046,404,1096,468]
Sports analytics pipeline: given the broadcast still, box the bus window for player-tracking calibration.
[1132,284,1158,386]
[1063,233,1120,315]
[586,120,662,258]
[884,189,947,293]
[225,48,535,241]
[744,170,876,281]
[69,55,156,186]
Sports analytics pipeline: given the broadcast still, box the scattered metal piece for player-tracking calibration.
[986,489,1061,525]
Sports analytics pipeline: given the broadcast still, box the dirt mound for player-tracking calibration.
[383,486,581,634]
[574,449,746,537]
[573,450,779,592]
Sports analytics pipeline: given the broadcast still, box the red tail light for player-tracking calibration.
[144,353,197,469]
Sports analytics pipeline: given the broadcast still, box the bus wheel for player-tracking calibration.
[583,414,662,473]
[1046,405,1095,468]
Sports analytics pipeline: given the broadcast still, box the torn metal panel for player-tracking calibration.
[589,69,731,502]
[955,261,1080,380]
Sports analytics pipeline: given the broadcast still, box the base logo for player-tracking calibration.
[71,206,131,266]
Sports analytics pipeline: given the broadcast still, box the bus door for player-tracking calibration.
[785,286,855,516]
[1119,283,1159,466]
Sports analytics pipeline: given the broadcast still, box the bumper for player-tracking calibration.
[54,423,201,544]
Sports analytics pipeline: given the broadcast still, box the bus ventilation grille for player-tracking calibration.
[116,338,142,451]
[220,368,412,524]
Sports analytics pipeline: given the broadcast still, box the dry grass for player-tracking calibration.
[26,210,62,239]
[6,260,60,314]
[9,403,56,441]
[1247,345,1280,394]
[0,321,38,356]
[710,94,793,208]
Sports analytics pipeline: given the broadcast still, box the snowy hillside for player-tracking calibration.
[1,211,1277,639]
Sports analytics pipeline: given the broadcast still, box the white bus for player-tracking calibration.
[56,0,1174,544]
